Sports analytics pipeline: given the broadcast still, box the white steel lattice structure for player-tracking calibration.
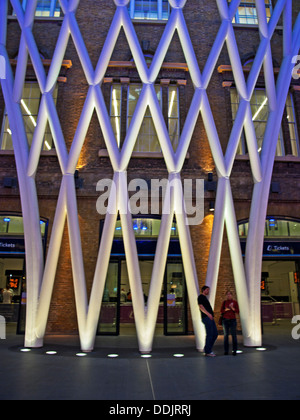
[0,0,299,352]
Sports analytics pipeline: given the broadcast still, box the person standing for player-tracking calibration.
[220,291,239,355]
[198,286,218,357]
[2,285,13,304]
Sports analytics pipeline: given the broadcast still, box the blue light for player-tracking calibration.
[115,227,121,230]
[3,218,10,222]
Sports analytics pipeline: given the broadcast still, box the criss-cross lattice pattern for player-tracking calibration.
[0,0,299,351]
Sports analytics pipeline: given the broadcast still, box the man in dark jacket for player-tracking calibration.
[198,286,218,357]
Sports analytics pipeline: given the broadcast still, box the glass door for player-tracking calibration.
[97,262,119,335]
[164,262,187,334]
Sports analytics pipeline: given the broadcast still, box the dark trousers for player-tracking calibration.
[222,319,237,354]
[202,317,218,354]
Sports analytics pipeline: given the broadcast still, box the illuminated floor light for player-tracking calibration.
[141,354,152,358]
[107,354,119,358]
[173,353,184,358]
[236,350,243,354]
[76,352,87,357]
[46,351,57,355]
[256,347,267,351]
[20,348,31,352]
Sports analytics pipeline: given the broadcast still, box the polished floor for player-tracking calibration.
[0,320,300,400]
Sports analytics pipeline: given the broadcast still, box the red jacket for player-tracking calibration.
[221,299,239,320]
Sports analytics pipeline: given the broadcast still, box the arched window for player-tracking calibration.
[0,215,47,237]
[114,217,178,238]
[238,217,300,238]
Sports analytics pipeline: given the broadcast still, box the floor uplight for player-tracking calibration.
[76,352,87,357]
[256,347,267,351]
[173,353,184,358]
[141,354,152,358]
[20,348,31,352]
[107,354,119,358]
[46,351,57,355]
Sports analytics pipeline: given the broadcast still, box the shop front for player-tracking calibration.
[0,214,48,333]
[97,217,188,336]
[239,217,300,324]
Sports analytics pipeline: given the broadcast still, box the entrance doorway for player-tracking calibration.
[261,260,300,323]
[0,257,26,324]
[97,259,187,336]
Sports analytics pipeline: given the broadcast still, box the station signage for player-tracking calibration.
[0,238,25,254]
[240,241,300,257]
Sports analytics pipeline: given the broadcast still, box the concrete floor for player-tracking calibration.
[0,320,300,401]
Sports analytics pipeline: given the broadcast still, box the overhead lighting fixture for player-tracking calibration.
[112,89,120,147]
[21,99,37,127]
[252,97,268,121]
[168,90,176,118]
[44,140,51,151]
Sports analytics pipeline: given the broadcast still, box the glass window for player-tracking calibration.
[168,86,180,151]
[285,93,300,157]
[266,219,289,237]
[1,82,57,151]
[289,221,300,237]
[15,0,61,17]
[110,83,180,153]
[165,263,186,334]
[110,85,122,148]
[114,218,178,238]
[230,0,272,25]
[127,84,179,152]
[129,0,170,20]
[230,88,299,157]
[127,84,162,152]
[239,218,300,238]
[0,216,46,236]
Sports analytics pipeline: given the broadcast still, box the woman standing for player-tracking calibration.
[220,291,239,355]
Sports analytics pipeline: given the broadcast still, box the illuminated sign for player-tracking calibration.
[9,278,19,289]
